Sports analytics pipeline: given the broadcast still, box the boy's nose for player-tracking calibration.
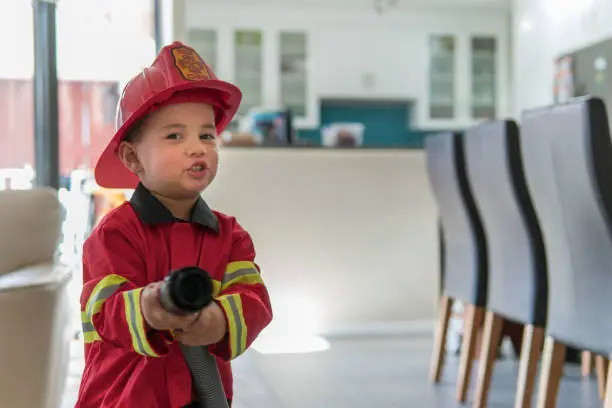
[186,146,205,157]
[185,139,206,156]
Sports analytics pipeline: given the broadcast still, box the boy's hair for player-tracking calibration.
[123,117,147,144]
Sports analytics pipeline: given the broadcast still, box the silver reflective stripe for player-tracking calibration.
[82,321,96,333]
[86,283,123,317]
[222,267,258,286]
[227,296,244,356]
[125,290,147,356]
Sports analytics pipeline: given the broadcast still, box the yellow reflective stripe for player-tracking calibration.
[221,261,263,291]
[218,294,247,359]
[123,288,159,357]
[212,279,222,297]
[83,330,102,343]
[80,310,101,344]
[227,261,255,274]
[85,274,129,323]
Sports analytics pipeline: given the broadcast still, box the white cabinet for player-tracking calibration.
[314,26,421,101]
[183,11,508,131]
[186,27,315,127]
[418,32,504,130]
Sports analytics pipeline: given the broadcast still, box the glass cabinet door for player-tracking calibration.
[234,30,263,115]
[279,32,307,118]
[471,36,497,119]
[428,35,456,119]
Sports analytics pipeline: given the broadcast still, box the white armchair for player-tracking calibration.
[0,188,73,408]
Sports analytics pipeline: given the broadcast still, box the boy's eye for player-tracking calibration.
[166,133,181,140]
[200,133,215,140]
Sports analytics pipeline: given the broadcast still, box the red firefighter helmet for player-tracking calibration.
[94,41,242,189]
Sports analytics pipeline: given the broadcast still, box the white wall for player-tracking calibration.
[203,148,439,336]
[512,0,612,116]
[182,1,511,130]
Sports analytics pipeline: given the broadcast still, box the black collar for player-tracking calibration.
[129,183,219,232]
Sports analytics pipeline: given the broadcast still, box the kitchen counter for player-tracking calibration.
[204,147,439,335]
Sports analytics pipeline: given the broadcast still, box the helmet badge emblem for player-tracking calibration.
[171,46,211,81]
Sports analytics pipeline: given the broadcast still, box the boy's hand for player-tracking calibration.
[141,282,200,331]
[174,302,228,347]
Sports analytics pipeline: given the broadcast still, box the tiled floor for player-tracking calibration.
[61,333,602,408]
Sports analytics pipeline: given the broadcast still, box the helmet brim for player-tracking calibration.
[94,79,241,190]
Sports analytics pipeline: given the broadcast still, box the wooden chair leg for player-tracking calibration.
[596,355,609,400]
[514,324,545,408]
[474,311,504,408]
[603,361,612,408]
[430,295,454,383]
[456,304,485,402]
[582,351,593,377]
[535,336,566,408]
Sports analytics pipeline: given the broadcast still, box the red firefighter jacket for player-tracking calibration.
[75,183,273,408]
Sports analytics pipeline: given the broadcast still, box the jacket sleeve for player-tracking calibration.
[209,220,273,361]
[80,221,173,357]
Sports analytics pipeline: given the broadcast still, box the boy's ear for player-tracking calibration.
[117,141,142,175]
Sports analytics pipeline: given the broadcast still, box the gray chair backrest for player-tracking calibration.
[521,97,612,353]
[425,132,487,306]
[464,120,547,327]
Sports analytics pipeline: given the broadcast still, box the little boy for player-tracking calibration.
[75,42,273,408]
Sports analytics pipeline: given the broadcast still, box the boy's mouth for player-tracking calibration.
[188,161,207,172]
[187,161,208,178]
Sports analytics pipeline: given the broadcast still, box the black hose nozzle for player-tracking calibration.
[160,266,214,316]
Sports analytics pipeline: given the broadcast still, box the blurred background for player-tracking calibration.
[2,0,612,407]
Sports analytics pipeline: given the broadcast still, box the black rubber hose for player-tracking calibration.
[160,266,229,408]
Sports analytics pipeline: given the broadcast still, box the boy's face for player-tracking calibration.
[119,102,219,199]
